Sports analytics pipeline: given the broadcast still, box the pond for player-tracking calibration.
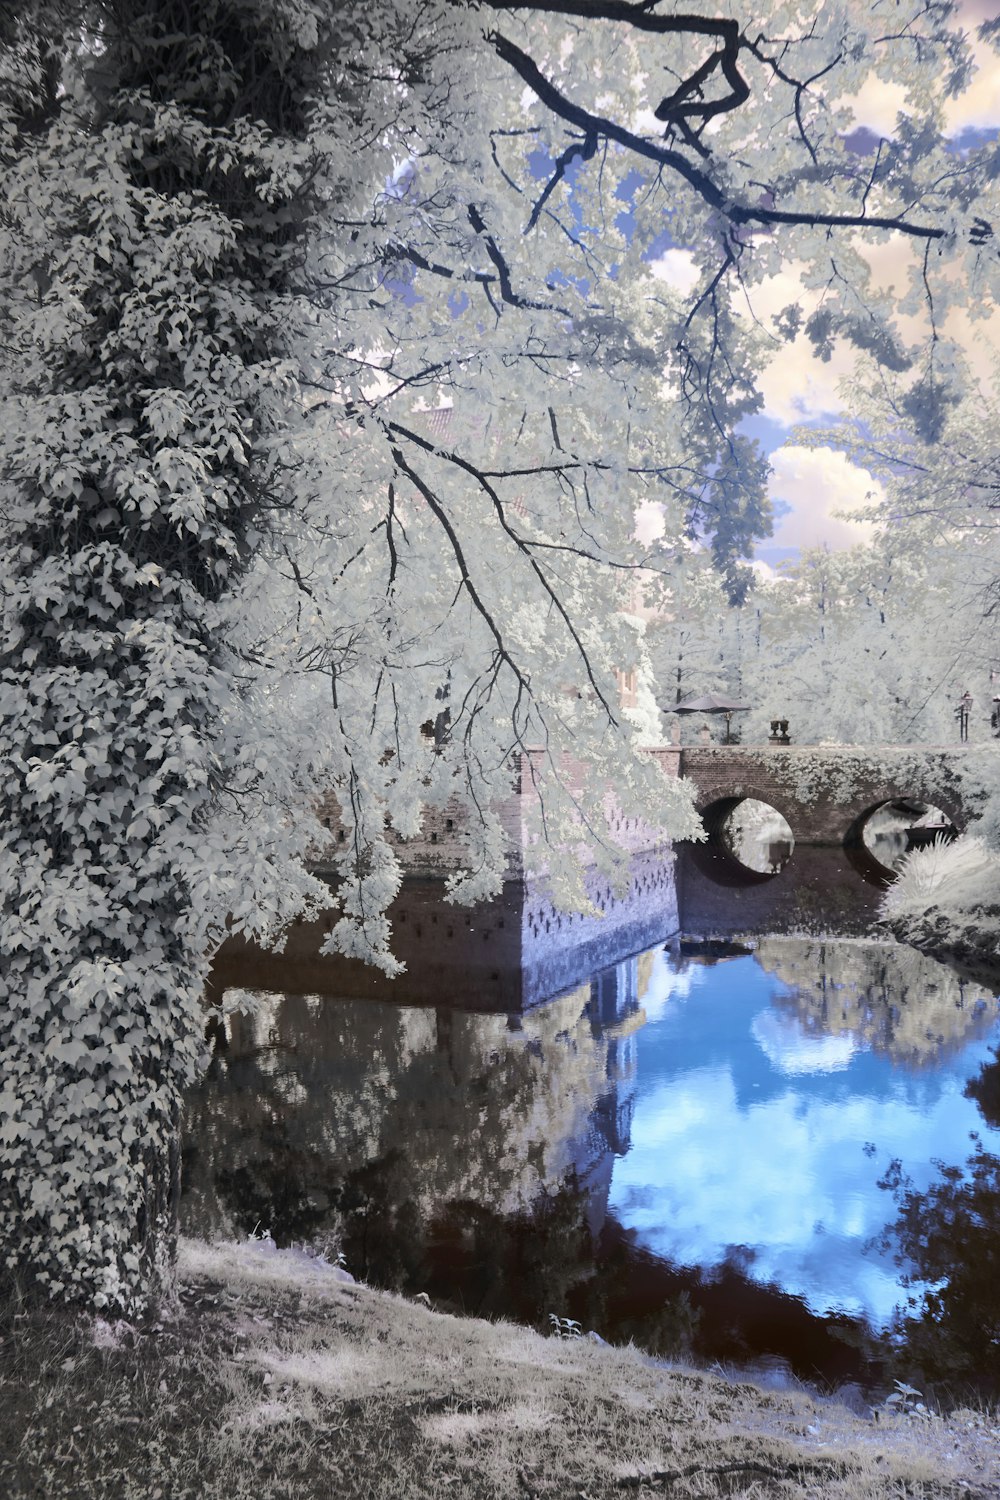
[183,848,1000,1397]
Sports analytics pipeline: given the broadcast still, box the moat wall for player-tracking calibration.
[212,849,680,1013]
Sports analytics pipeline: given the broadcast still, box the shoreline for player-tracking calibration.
[3,1236,999,1499]
[879,906,1000,991]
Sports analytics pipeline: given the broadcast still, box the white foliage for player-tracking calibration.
[1,0,998,1314]
[881,835,1000,920]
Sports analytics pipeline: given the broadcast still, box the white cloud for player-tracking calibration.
[731,263,852,425]
[946,61,1000,133]
[758,341,851,427]
[842,76,910,139]
[766,446,881,551]
[648,248,701,296]
[944,1,1000,133]
[634,499,667,544]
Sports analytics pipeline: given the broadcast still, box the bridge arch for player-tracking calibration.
[692,787,797,885]
[679,746,970,885]
[843,793,963,881]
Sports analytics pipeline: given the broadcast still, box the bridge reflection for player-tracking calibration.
[676,841,886,940]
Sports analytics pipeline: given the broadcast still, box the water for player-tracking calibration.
[720,798,957,880]
[723,798,794,875]
[183,866,1000,1391]
[608,941,1000,1332]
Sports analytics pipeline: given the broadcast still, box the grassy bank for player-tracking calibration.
[878,835,1000,987]
[2,1237,997,1499]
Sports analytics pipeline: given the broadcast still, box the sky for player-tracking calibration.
[648,1,1000,570]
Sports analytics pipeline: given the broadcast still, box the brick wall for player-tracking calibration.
[313,746,683,877]
[213,853,680,1015]
[219,752,686,1013]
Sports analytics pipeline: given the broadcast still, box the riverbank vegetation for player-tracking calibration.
[879,835,1000,980]
[3,1237,999,1500]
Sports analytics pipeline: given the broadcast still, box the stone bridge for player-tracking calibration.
[679,744,972,857]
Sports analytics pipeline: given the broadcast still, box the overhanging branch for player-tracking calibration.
[486,27,951,245]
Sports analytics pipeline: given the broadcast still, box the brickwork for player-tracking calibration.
[679,745,970,846]
[219,748,687,1014]
[519,850,679,1007]
[213,851,679,1014]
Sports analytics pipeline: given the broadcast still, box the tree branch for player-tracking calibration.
[386,419,619,721]
[487,28,950,243]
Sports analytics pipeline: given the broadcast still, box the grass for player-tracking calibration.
[1,1236,998,1499]
[880,835,999,918]
[878,833,1000,983]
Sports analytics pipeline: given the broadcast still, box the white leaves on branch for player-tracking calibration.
[4,0,1000,1313]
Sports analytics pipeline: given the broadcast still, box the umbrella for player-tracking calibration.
[663,693,751,744]
[666,693,751,715]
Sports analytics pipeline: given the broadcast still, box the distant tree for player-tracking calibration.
[733,542,994,745]
[3,0,1000,1312]
[645,552,741,719]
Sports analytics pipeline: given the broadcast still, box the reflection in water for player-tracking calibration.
[184,960,646,1257]
[610,946,1000,1342]
[676,841,887,941]
[754,938,998,1065]
[966,1045,1000,1128]
[183,931,1000,1391]
[864,802,957,874]
[874,1046,1000,1393]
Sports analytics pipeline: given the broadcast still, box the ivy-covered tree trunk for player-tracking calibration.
[0,1,328,1312]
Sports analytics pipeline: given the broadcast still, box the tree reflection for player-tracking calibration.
[181,969,643,1261]
[877,1049,1000,1394]
[965,1046,1000,1129]
[755,938,998,1064]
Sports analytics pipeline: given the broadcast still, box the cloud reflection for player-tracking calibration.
[612,946,1000,1327]
[751,1009,857,1076]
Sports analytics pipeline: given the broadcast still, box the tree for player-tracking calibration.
[3,0,1000,1312]
[643,526,997,749]
[644,550,742,717]
[0,0,385,1311]
[732,541,995,745]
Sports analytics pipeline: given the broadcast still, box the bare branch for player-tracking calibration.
[486,28,951,243]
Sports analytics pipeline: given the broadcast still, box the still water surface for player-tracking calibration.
[608,942,1000,1329]
[183,892,1000,1389]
